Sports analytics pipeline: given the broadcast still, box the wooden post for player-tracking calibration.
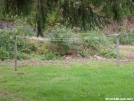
[106,34,120,66]
[14,36,17,71]
[116,35,120,66]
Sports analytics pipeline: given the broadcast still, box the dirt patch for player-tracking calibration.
[102,17,134,34]
[0,57,131,68]
[0,89,25,101]
[0,89,14,100]
[120,45,134,61]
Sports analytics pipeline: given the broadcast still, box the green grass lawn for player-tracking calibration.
[0,61,134,101]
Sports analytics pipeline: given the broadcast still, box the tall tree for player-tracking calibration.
[0,0,134,36]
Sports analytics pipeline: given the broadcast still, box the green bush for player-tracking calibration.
[78,50,91,57]
[17,39,37,54]
[81,31,105,51]
[0,20,36,60]
[119,32,134,45]
[36,41,49,55]
[119,26,134,45]
[0,29,14,60]
[80,31,117,58]
[17,52,31,60]
[100,46,117,58]
[48,26,75,56]
[9,51,31,60]
[127,32,134,44]
[0,47,9,61]
[41,52,62,60]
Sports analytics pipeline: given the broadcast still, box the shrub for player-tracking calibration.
[127,32,134,45]
[17,39,37,54]
[0,47,9,61]
[78,49,91,57]
[41,51,62,60]
[48,26,75,56]
[119,32,134,45]
[36,41,49,55]
[0,20,36,60]
[17,52,31,60]
[100,45,117,58]
[80,31,117,58]
[0,29,14,50]
[119,26,134,45]
[81,31,104,51]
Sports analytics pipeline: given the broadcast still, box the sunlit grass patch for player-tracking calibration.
[0,61,134,101]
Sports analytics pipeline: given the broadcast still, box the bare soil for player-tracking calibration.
[102,17,134,34]
[120,45,134,61]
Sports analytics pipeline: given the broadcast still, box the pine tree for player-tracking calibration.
[0,0,134,36]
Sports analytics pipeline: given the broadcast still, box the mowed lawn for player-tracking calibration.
[0,61,134,101]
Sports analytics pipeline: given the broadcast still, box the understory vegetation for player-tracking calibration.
[0,0,134,61]
[0,20,121,61]
[118,26,134,45]
[0,18,134,61]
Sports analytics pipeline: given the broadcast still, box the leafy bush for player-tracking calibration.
[127,32,134,44]
[81,31,104,51]
[17,52,31,60]
[80,31,117,58]
[0,29,14,59]
[36,41,49,55]
[100,45,117,58]
[119,32,134,45]
[47,10,59,26]
[0,47,9,61]
[78,49,91,57]
[0,20,36,60]
[48,26,75,56]
[119,26,134,45]
[14,19,35,36]
[41,52,62,60]
[17,39,37,54]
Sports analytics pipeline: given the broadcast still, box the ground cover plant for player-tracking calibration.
[0,61,134,101]
[0,21,117,61]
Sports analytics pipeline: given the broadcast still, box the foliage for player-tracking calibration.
[127,32,134,44]
[81,31,102,51]
[101,0,134,21]
[120,32,134,45]
[1,0,134,36]
[0,47,9,60]
[33,41,62,60]
[48,26,75,56]
[14,19,35,36]
[0,24,118,60]
[17,52,31,60]
[47,10,59,26]
[0,29,14,54]
[2,0,32,16]
[41,52,62,60]
[80,31,117,58]
[100,45,117,58]
[0,20,36,60]
[118,26,134,45]
[36,41,49,55]
[78,49,91,57]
